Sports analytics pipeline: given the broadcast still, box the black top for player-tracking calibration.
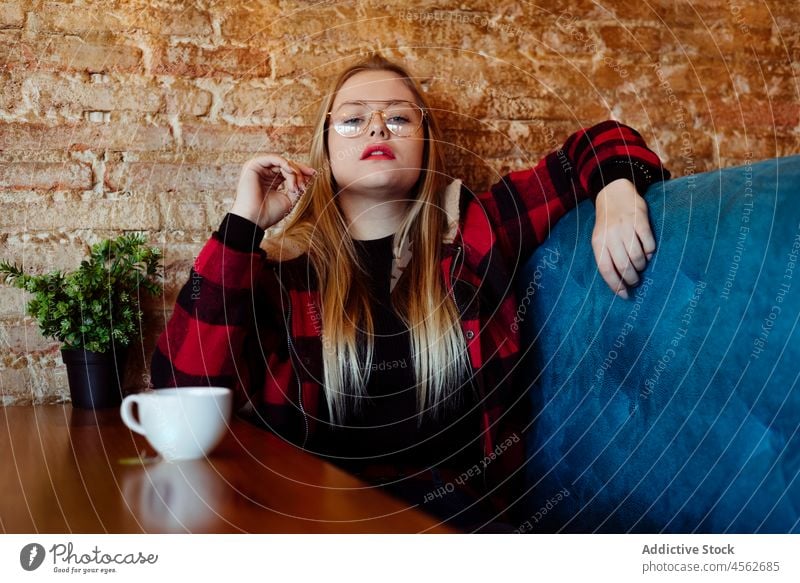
[311,233,483,474]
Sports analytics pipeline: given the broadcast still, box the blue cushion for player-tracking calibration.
[517,155,800,533]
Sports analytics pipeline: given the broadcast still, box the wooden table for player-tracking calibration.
[0,405,457,533]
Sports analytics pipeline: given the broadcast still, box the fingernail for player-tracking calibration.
[618,289,629,300]
[646,253,653,260]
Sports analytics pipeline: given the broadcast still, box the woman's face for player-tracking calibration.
[327,70,425,198]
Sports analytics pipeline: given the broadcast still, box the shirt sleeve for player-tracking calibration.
[148,213,275,409]
[467,119,671,273]
[217,212,267,253]
[586,127,672,197]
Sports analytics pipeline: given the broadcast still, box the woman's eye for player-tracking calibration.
[342,117,364,125]
[388,116,411,124]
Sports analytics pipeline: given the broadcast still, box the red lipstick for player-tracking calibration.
[360,143,395,160]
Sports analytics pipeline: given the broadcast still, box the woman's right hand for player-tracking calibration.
[231,154,317,230]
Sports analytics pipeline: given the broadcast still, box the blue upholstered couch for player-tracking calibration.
[517,154,800,533]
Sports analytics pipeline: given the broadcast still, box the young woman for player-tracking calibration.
[150,54,671,532]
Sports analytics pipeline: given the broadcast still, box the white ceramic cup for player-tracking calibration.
[120,387,232,461]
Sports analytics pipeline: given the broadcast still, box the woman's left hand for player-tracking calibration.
[592,178,656,300]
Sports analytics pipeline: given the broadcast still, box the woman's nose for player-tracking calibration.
[367,111,388,137]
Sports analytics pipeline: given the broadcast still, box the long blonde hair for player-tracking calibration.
[269,53,471,425]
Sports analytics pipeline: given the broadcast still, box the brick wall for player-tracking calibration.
[1,0,798,404]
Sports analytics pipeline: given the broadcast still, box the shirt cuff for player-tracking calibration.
[589,158,661,198]
[214,212,266,253]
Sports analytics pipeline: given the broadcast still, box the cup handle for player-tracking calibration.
[120,395,147,436]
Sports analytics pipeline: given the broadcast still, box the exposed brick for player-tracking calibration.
[351,9,506,50]
[46,34,143,73]
[430,93,488,128]
[732,58,800,99]
[651,60,736,94]
[662,1,737,27]
[0,70,24,114]
[729,0,778,29]
[484,93,609,122]
[180,123,312,153]
[658,129,716,174]
[0,287,26,317]
[2,32,143,73]
[482,54,595,97]
[0,29,22,66]
[0,232,93,274]
[157,192,209,231]
[667,25,774,58]
[770,1,800,28]
[702,97,800,130]
[0,320,54,354]
[540,22,601,55]
[443,128,516,159]
[153,44,270,79]
[0,1,24,28]
[36,2,212,36]
[0,161,91,190]
[207,199,236,231]
[516,0,672,29]
[0,195,160,230]
[220,80,318,124]
[0,365,70,405]
[105,160,240,193]
[596,25,666,54]
[35,2,135,34]
[219,3,284,45]
[32,72,163,116]
[162,78,213,117]
[712,128,797,160]
[0,120,172,151]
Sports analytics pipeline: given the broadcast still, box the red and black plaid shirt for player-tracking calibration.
[150,119,671,511]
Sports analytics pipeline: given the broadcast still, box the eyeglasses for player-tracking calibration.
[327,100,426,138]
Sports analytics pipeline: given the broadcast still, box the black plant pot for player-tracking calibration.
[61,345,129,409]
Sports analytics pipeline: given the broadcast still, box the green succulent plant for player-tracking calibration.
[0,233,163,353]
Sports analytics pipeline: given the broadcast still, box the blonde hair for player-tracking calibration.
[269,53,471,425]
